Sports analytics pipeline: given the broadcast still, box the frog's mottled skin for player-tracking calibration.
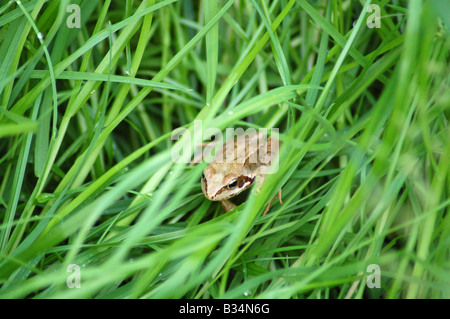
[201,132,280,212]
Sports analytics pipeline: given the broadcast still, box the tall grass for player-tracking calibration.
[0,0,448,299]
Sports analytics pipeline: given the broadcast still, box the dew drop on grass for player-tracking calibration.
[227,110,234,116]
[37,32,43,40]
[243,290,250,296]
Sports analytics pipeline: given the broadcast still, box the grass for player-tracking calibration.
[0,0,448,299]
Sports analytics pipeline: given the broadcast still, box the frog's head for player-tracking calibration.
[201,164,255,201]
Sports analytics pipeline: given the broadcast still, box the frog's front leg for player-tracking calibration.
[221,199,237,212]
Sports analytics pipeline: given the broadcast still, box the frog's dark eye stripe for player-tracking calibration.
[237,177,245,188]
[201,172,205,179]
[214,175,256,199]
[239,176,254,186]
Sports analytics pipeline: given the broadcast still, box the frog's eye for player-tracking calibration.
[201,172,205,180]
[227,179,238,189]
